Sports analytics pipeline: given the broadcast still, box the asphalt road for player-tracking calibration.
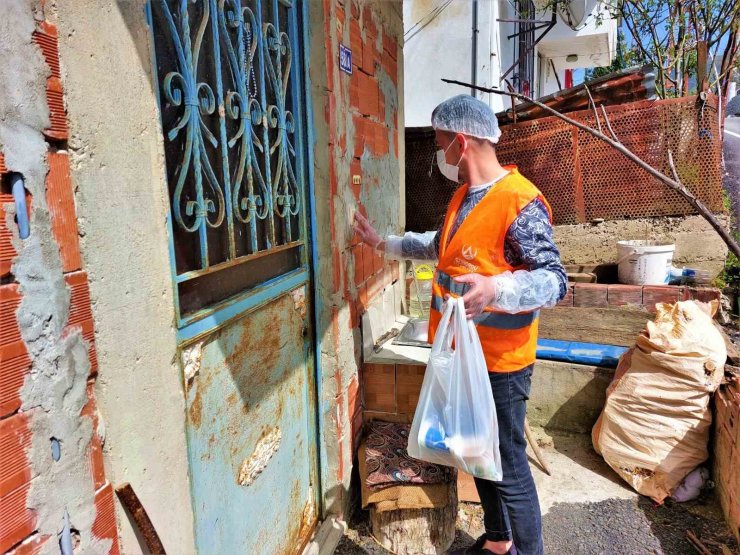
[724,116,740,230]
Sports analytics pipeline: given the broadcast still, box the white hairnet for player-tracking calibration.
[431,94,502,144]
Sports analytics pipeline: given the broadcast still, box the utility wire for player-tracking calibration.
[404,0,454,42]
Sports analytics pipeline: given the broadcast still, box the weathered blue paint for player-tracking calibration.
[176,268,308,342]
[151,0,309,323]
[209,0,236,260]
[288,0,322,519]
[299,0,327,518]
[182,291,317,553]
[148,1,320,552]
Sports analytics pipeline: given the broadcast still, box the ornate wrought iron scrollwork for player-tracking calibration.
[219,3,271,226]
[263,23,300,221]
[159,0,225,233]
[154,0,304,271]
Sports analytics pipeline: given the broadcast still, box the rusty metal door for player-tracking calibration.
[147,1,319,552]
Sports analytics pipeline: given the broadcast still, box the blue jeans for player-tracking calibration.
[473,365,544,555]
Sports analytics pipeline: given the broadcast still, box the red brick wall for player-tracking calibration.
[0,9,118,555]
[362,363,425,424]
[318,0,404,487]
[335,0,401,328]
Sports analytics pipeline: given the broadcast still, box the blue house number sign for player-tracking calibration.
[339,44,352,75]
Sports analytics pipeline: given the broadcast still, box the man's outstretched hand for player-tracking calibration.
[353,212,382,249]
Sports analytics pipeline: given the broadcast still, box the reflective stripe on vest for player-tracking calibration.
[430,292,538,330]
[434,269,539,329]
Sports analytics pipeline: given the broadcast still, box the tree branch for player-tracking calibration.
[600,105,620,143]
[584,84,603,134]
[440,78,740,259]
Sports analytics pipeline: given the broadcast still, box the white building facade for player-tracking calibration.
[403,0,618,126]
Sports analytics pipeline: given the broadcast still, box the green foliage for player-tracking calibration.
[718,249,740,290]
[616,0,739,98]
[716,191,740,289]
[723,189,733,213]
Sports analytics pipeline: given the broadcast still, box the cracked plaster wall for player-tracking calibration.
[0,0,109,552]
[307,0,405,517]
[48,1,196,552]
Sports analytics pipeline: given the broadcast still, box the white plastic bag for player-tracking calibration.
[671,467,709,502]
[407,297,503,481]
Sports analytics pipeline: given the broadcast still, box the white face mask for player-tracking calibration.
[436,142,462,183]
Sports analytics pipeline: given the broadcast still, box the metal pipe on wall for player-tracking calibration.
[10,173,30,240]
[471,0,479,96]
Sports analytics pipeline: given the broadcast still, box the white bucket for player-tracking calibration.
[616,240,676,285]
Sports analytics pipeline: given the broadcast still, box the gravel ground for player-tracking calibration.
[543,495,738,554]
[336,493,738,555]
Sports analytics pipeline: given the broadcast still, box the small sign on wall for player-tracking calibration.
[339,44,352,75]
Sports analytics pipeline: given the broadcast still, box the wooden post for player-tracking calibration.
[369,482,457,555]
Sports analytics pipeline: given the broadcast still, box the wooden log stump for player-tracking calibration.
[369,482,457,555]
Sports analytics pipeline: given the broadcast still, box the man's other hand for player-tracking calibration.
[454,274,497,319]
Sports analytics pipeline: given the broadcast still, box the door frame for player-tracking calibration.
[298,0,327,520]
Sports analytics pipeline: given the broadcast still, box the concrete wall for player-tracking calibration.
[528,360,614,434]
[50,1,195,553]
[536,0,618,72]
[554,215,731,278]
[403,0,494,123]
[307,0,404,517]
[0,1,119,552]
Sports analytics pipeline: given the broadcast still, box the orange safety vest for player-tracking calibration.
[427,166,553,373]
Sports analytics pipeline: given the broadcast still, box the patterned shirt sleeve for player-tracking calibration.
[397,230,439,260]
[504,199,568,299]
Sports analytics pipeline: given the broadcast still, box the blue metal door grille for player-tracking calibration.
[148,0,310,323]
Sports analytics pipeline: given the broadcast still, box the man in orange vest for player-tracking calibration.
[354,94,567,555]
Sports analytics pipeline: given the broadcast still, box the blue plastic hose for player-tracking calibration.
[10,173,30,240]
[536,339,627,368]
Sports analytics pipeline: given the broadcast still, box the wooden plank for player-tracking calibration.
[457,472,480,503]
[539,306,650,347]
[567,272,597,283]
[564,263,618,283]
